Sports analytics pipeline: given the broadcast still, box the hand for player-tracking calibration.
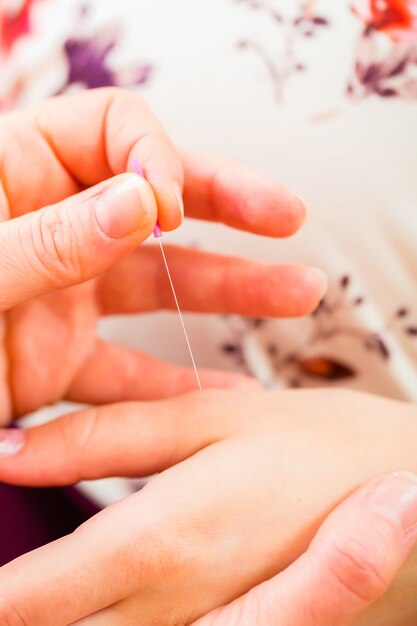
[1,389,417,625]
[2,471,417,626]
[194,472,417,626]
[0,88,326,423]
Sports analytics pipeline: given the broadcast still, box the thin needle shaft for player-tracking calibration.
[157,238,202,391]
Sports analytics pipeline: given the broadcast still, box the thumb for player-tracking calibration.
[0,173,157,311]
[195,472,417,626]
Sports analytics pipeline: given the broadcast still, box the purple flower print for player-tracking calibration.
[221,274,417,387]
[64,37,117,88]
[61,32,152,92]
[0,2,153,111]
[233,0,330,102]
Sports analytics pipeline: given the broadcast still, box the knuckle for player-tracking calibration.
[105,493,201,587]
[57,407,100,478]
[77,515,185,590]
[326,532,390,603]
[25,205,82,284]
[136,523,186,582]
[0,597,27,626]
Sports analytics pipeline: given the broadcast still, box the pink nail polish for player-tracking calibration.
[0,429,25,457]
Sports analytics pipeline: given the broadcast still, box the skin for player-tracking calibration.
[1,87,414,625]
[1,390,417,625]
[0,87,325,424]
[193,472,417,626]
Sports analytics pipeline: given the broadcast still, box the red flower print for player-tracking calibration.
[352,0,417,41]
[295,356,356,381]
[0,0,38,52]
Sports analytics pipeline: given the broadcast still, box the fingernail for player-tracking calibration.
[312,269,328,298]
[0,429,25,457]
[368,472,417,533]
[95,175,151,239]
[173,183,184,223]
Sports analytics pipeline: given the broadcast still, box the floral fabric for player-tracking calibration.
[0,0,416,408]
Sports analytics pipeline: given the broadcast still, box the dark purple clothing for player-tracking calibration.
[0,483,99,565]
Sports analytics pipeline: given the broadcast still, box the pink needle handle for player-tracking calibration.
[153,222,163,238]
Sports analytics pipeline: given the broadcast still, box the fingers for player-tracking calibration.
[0,174,157,311]
[2,90,308,234]
[196,473,417,626]
[181,149,307,237]
[0,491,160,626]
[97,244,327,317]
[41,88,184,230]
[66,340,261,404]
[0,391,232,486]
[2,88,183,230]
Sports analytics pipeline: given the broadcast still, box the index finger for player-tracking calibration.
[0,88,184,231]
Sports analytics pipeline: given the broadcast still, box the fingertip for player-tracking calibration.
[153,181,184,232]
[271,265,328,318]
[236,175,308,238]
[269,186,308,238]
[94,173,157,240]
[0,428,39,486]
[233,377,264,391]
[170,369,261,396]
[128,148,184,232]
[366,472,417,538]
[131,174,159,237]
[129,167,184,232]
[312,268,328,301]
[198,370,263,392]
[0,428,25,459]
[296,267,328,317]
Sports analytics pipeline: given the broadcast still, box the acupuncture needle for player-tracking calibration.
[131,159,202,391]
